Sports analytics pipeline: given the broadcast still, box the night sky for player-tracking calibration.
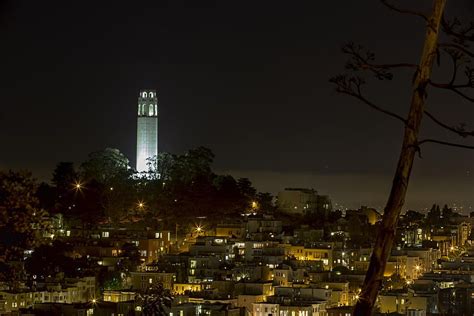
[1,1,473,211]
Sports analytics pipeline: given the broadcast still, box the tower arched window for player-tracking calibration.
[143,92,147,98]
[149,104,154,116]
[149,92,154,98]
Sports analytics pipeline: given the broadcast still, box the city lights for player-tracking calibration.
[2,2,473,315]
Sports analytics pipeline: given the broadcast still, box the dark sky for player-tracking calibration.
[1,0,473,211]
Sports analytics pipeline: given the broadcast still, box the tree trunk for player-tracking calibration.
[353,0,447,314]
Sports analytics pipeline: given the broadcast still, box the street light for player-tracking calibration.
[73,181,84,191]
[194,224,204,236]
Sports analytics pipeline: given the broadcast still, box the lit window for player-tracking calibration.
[143,92,147,98]
[102,231,109,238]
[149,278,153,284]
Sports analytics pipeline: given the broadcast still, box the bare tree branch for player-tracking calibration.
[342,43,418,80]
[429,80,474,102]
[442,16,474,45]
[330,75,407,123]
[448,86,474,102]
[439,43,474,58]
[429,64,474,102]
[380,0,429,22]
[424,110,474,137]
[418,138,474,149]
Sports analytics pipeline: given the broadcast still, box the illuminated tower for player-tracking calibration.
[136,89,158,172]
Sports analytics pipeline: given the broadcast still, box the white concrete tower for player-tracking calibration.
[136,89,158,172]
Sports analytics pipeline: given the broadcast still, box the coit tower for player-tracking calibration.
[136,89,158,172]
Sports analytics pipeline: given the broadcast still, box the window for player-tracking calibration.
[143,92,147,98]
[149,278,153,284]
[150,92,154,98]
[102,231,109,238]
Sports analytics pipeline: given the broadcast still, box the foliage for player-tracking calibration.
[81,148,131,184]
[99,270,123,291]
[0,170,46,262]
[80,148,135,224]
[117,243,141,273]
[24,240,79,280]
[52,162,78,191]
[19,146,274,228]
[135,283,173,316]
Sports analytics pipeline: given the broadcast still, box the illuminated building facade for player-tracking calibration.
[136,90,158,172]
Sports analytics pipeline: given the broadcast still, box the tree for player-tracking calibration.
[402,210,425,224]
[441,204,454,219]
[52,162,78,190]
[118,242,141,273]
[36,182,56,212]
[25,241,77,280]
[81,148,131,184]
[0,170,47,286]
[135,283,173,316]
[256,192,275,213]
[146,152,175,180]
[170,147,215,184]
[80,148,136,224]
[331,0,474,314]
[51,162,78,213]
[427,204,441,224]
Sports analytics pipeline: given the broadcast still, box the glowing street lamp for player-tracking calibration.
[194,224,204,236]
[73,181,84,191]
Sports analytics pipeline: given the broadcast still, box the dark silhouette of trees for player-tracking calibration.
[25,240,77,280]
[80,148,135,224]
[0,170,48,287]
[403,210,425,224]
[331,0,474,314]
[29,146,274,227]
[143,147,273,218]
